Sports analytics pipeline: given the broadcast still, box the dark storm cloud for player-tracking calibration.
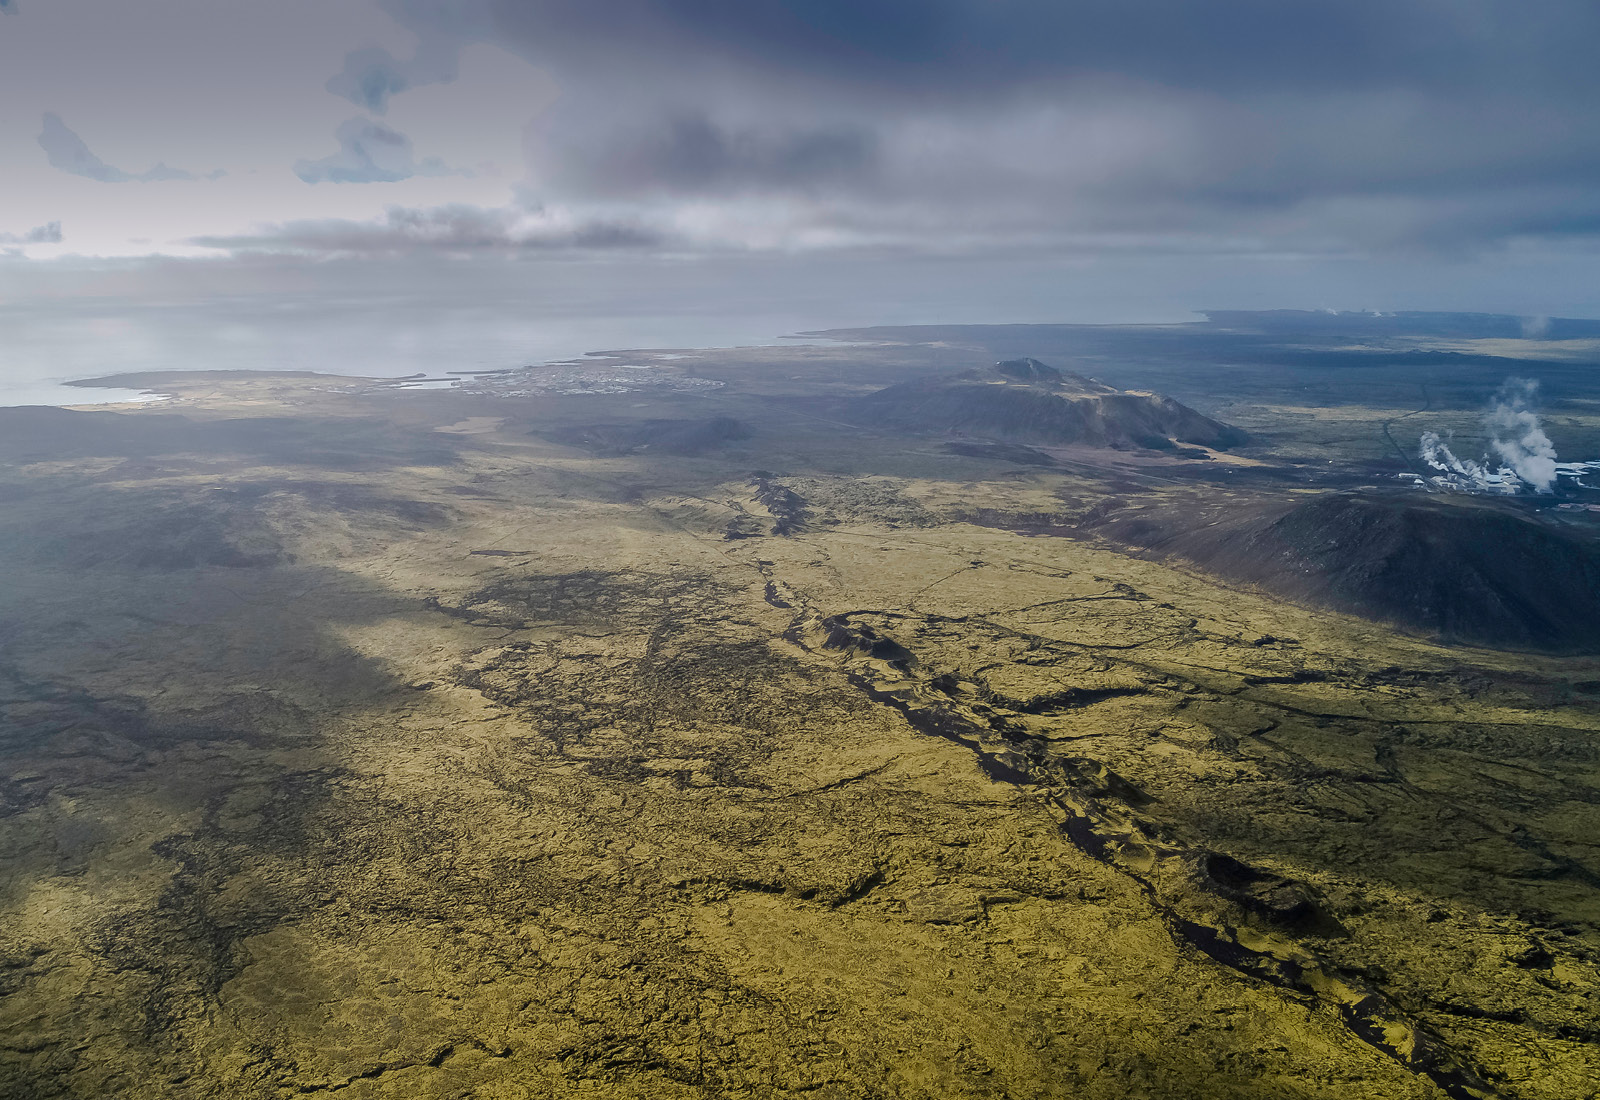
[482,0,1600,99]
[190,201,660,255]
[38,113,221,183]
[298,0,1600,256]
[0,221,59,245]
[294,117,465,184]
[561,114,879,196]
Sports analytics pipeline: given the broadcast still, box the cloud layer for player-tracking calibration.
[192,199,657,255]
[304,0,1600,257]
[8,1,1600,267]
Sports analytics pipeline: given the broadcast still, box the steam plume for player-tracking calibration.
[1419,431,1499,487]
[1486,378,1557,492]
[1417,377,1558,494]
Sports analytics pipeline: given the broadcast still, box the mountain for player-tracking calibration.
[862,358,1247,451]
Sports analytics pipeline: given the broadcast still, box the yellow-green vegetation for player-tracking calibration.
[1,356,1597,1100]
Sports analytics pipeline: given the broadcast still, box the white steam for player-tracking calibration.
[1417,378,1559,494]
[1485,378,1558,492]
[1418,430,1520,493]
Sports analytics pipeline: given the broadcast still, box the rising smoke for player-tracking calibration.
[1418,378,1558,494]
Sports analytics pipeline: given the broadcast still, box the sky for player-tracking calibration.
[3,0,1600,394]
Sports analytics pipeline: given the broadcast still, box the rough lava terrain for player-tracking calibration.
[1,351,1597,1100]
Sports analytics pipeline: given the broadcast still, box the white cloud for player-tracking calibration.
[37,113,222,183]
[0,220,60,244]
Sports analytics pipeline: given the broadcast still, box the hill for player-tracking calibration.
[861,358,1246,451]
[1105,492,1600,652]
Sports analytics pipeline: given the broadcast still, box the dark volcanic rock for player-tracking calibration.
[1157,492,1600,653]
[942,441,1057,466]
[863,359,1246,451]
[750,475,810,536]
[547,416,749,456]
